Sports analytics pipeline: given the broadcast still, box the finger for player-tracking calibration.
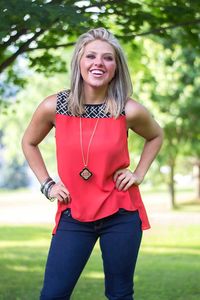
[64,194,71,204]
[51,185,68,198]
[113,172,119,182]
[123,176,140,191]
[57,196,65,203]
[57,193,70,204]
[56,182,70,196]
[122,181,133,191]
[113,169,125,182]
[116,170,134,190]
[117,176,130,191]
[59,181,70,190]
[61,186,70,195]
[115,169,132,186]
[51,182,70,196]
[59,191,70,203]
[115,173,126,189]
[63,196,70,204]
[56,186,69,195]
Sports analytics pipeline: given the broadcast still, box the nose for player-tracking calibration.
[94,56,103,66]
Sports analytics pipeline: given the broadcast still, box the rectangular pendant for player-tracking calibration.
[80,167,93,180]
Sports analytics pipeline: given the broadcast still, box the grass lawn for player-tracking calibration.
[0,223,200,300]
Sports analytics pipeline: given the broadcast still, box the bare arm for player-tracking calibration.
[22,95,56,183]
[21,94,70,202]
[114,99,164,191]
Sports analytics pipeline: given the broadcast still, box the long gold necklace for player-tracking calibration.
[79,117,100,180]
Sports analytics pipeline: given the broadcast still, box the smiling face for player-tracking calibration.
[79,39,117,93]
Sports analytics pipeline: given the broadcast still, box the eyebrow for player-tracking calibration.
[86,51,115,56]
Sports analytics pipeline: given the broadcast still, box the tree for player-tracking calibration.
[132,38,200,207]
[1,0,200,197]
[0,0,200,106]
[0,71,69,188]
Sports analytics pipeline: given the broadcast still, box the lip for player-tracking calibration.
[89,69,106,74]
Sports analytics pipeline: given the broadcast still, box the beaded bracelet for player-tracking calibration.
[40,177,56,202]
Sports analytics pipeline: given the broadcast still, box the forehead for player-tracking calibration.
[83,39,115,55]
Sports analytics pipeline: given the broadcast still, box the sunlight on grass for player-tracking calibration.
[0,239,49,248]
[0,223,200,300]
[142,246,200,255]
[6,265,43,272]
[7,265,30,272]
[83,271,104,279]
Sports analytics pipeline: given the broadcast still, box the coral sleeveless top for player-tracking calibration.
[53,90,150,233]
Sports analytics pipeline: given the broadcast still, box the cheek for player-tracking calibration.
[79,66,86,80]
[108,63,116,77]
[80,60,90,77]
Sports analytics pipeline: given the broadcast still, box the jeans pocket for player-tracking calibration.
[62,208,71,217]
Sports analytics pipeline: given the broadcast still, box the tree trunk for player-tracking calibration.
[169,161,176,209]
[198,163,200,199]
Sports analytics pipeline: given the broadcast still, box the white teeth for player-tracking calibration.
[90,69,104,75]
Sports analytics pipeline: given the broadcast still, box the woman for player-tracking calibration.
[22,28,163,300]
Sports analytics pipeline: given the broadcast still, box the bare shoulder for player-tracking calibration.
[125,98,150,124]
[32,93,58,127]
[39,94,57,113]
[125,98,163,140]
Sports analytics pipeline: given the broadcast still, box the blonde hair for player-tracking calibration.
[68,27,133,118]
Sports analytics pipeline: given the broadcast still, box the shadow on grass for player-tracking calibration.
[135,250,200,300]
[0,226,200,300]
[0,242,105,300]
[174,199,200,212]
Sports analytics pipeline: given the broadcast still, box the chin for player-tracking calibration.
[89,81,109,89]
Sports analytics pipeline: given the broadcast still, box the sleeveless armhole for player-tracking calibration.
[56,90,71,115]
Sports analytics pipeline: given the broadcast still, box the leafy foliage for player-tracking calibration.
[0,1,199,201]
[0,0,199,105]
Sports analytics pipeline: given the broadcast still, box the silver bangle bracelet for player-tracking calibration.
[40,177,53,193]
[47,184,57,202]
[40,177,56,201]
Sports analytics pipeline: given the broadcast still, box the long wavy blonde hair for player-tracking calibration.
[68,27,133,118]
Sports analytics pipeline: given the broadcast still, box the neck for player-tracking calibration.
[83,85,107,104]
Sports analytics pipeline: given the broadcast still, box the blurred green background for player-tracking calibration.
[0,1,200,299]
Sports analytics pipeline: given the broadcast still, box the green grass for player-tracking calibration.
[137,226,200,300]
[0,224,200,300]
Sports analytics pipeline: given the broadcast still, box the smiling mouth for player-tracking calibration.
[90,69,105,75]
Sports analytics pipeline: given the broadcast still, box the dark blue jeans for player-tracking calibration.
[40,209,142,300]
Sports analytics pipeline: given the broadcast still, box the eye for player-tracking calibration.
[104,56,114,61]
[86,54,95,59]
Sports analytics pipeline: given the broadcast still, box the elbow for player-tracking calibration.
[21,133,25,149]
[150,127,164,148]
[149,127,164,144]
[21,133,28,155]
[21,133,35,154]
